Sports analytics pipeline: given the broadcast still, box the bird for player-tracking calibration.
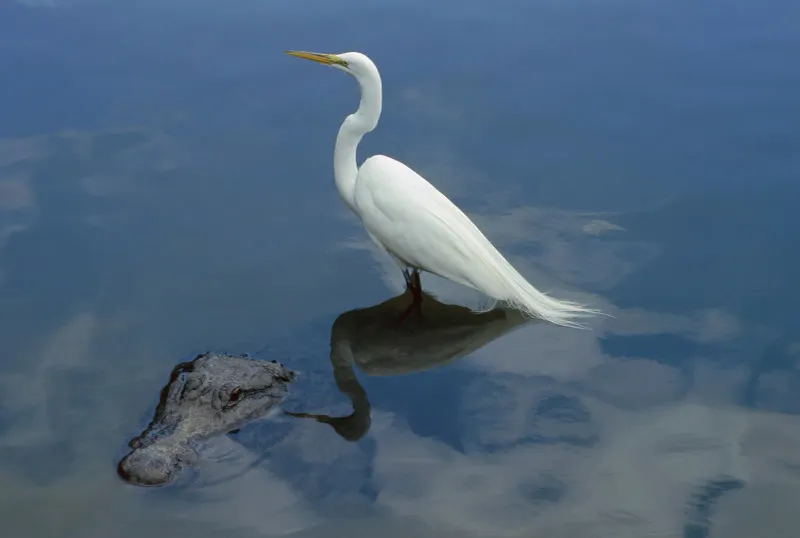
[285,50,603,328]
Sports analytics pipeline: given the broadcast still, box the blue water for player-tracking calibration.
[1,0,799,536]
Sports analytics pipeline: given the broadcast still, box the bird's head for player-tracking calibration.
[285,50,379,84]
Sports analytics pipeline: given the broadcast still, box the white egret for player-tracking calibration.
[285,50,602,328]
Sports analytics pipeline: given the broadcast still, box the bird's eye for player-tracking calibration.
[227,387,244,406]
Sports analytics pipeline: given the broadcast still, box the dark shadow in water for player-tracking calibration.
[683,479,745,538]
[287,289,530,441]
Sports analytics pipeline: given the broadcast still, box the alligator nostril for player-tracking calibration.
[181,375,204,399]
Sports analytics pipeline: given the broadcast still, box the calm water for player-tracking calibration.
[2,0,799,536]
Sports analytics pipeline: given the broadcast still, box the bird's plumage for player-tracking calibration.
[354,155,598,327]
[286,50,603,328]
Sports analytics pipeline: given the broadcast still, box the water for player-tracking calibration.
[1,0,799,536]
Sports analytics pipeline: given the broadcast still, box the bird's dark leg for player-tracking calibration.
[411,270,422,298]
[401,268,413,288]
[397,269,424,324]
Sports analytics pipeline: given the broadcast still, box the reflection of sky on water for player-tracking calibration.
[2,0,800,536]
[2,137,799,536]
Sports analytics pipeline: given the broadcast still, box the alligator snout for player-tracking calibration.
[117,442,198,486]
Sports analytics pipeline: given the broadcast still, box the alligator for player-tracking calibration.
[117,352,296,486]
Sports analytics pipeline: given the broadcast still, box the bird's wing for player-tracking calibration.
[354,155,495,288]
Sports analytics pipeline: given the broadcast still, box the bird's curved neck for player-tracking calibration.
[334,72,382,212]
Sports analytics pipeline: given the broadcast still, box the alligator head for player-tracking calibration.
[118,352,296,486]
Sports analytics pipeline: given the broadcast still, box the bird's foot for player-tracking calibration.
[396,273,424,325]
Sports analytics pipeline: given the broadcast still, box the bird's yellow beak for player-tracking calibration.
[285,50,348,68]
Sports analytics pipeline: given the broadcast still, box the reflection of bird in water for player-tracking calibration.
[285,49,602,328]
[286,289,530,441]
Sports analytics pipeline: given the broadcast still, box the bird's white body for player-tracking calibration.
[287,50,602,328]
[355,154,515,295]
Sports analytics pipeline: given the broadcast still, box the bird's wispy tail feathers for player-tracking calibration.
[458,228,606,329]
[496,261,605,329]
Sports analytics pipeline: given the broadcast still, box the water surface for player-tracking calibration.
[1,0,799,536]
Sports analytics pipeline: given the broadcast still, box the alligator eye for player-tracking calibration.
[227,387,244,405]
